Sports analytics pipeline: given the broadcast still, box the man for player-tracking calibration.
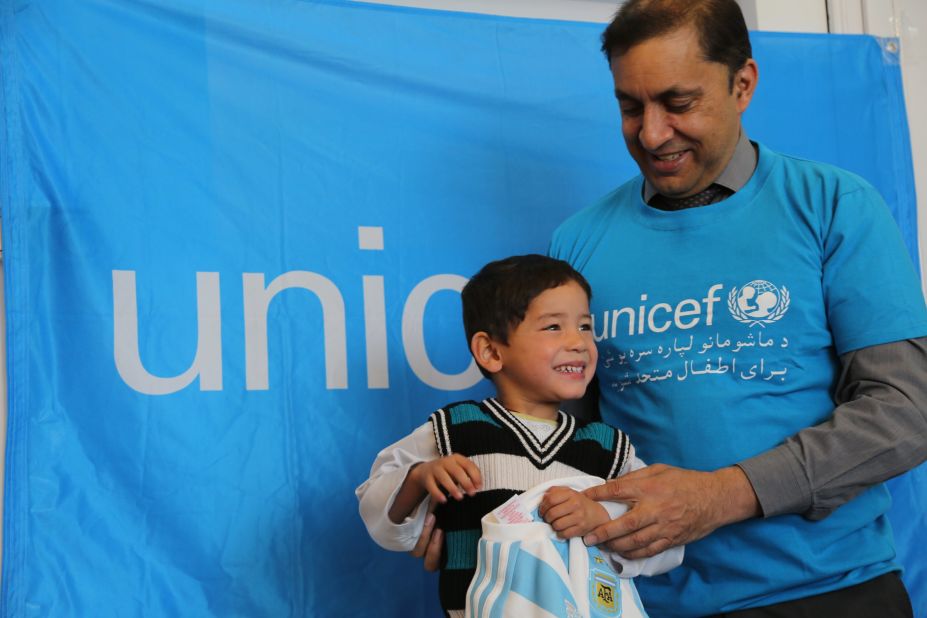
[407,0,927,616]
[544,0,927,616]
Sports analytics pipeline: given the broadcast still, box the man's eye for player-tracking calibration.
[666,99,693,113]
[620,104,642,117]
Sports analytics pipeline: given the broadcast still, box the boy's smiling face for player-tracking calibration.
[490,281,597,419]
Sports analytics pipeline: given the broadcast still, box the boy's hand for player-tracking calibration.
[539,485,611,539]
[409,454,482,504]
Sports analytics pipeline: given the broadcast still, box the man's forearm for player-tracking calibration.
[739,337,927,519]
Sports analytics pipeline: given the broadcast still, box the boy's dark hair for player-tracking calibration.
[601,0,752,89]
[461,255,591,377]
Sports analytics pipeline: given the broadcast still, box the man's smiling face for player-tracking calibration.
[610,24,756,199]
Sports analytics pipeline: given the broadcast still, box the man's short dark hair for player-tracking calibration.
[601,0,752,88]
[461,255,592,374]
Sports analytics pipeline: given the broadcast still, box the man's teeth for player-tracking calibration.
[556,365,583,374]
[656,152,682,161]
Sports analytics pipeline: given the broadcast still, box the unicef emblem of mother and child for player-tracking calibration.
[728,280,790,327]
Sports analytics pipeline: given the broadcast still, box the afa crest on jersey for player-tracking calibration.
[589,561,620,616]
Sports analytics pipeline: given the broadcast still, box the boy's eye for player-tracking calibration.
[543,324,561,331]
[579,323,592,331]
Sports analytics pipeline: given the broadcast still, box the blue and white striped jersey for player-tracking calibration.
[465,476,660,618]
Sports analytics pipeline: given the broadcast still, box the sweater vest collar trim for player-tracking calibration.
[483,398,576,466]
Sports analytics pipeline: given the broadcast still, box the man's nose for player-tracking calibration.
[639,106,673,151]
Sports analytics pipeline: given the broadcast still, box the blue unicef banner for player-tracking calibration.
[0,1,922,616]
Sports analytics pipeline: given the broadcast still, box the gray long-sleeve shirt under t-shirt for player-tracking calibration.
[638,131,927,520]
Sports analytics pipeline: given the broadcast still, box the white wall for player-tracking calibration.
[827,0,927,295]
[354,0,829,30]
[735,0,829,32]
[896,0,927,296]
[352,0,620,22]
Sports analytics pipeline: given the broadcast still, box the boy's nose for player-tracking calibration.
[566,330,587,351]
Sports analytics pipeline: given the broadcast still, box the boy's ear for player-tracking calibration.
[470,331,504,374]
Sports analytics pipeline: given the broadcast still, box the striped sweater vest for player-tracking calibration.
[429,398,632,614]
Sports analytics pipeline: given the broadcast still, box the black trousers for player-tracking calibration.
[706,572,913,618]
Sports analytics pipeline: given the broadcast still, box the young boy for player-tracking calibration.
[356,255,681,617]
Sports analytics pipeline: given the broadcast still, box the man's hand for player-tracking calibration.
[582,464,761,559]
[409,511,443,572]
[538,485,611,539]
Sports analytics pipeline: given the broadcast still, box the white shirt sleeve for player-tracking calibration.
[355,422,439,551]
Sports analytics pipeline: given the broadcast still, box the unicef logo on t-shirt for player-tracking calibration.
[727,280,790,327]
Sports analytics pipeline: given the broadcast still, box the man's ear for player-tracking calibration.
[733,58,758,113]
[470,331,504,375]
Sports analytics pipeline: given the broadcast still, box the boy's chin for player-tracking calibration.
[558,389,589,402]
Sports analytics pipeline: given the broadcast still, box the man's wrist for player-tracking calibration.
[714,466,762,525]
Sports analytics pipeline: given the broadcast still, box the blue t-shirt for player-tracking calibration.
[550,143,927,617]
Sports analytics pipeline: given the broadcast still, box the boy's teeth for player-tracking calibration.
[556,365,582,373]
